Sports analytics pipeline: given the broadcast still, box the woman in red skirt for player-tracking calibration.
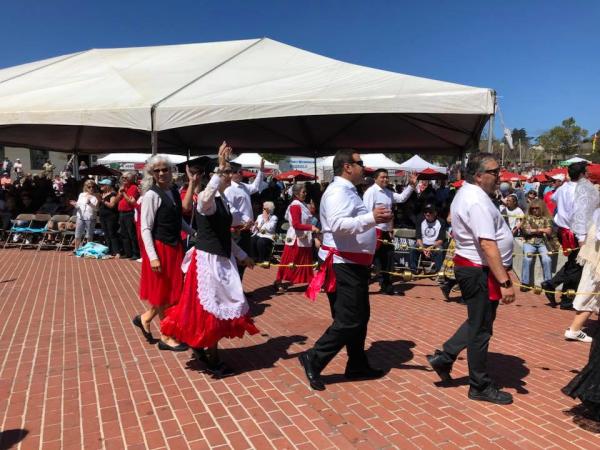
[161,142,259,376]
[275,184,319,293]
[133,155,193,351]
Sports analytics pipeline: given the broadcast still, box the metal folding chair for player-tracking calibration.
[37,214,71,251]
[3,214,35,249]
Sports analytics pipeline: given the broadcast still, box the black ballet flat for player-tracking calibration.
[158,340,189,352]
[132,315,154,342]
[192,348,208,362]
[207,361,235,379]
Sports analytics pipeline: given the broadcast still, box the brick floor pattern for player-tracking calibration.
[0,249,599,449]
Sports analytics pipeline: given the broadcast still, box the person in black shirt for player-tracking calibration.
[98,179,121,256]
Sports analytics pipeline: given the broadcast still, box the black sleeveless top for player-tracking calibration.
[150,185,182,246]
[193,195,232,258]
[98,192,118,219]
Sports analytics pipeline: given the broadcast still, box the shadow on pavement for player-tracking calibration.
[0,429,29,450]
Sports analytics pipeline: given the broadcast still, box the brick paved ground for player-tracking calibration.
[1,249,600,449]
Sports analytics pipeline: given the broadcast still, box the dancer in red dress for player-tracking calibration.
[132,155,192,351]
[275,184,319,292]
[161,142,259,376]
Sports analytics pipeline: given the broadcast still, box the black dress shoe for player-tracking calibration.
[468,385,513,405]
[158,340,189,352]
[207,361,235,378]
[559,301,574,311]
[192,348,208,362]
[345,366,385,380]
[132,315,154,342]
[299,353,325,391]
[519,284,531,293]
[427,350,453,382]
[440,284,452,301]
[541,281,557,306]
[380,285,395,295]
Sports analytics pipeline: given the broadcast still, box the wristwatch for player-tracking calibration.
[499,279,512,288]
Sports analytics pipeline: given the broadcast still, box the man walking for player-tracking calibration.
[363,168,416,294]
[428,153,516,405]
[301,149,393,390]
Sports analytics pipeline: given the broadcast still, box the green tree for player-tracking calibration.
[259,153,287,163]
[538,117,588,161]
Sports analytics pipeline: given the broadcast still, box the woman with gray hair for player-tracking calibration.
[275,183,319,293]
[251,201,278,263]
[133,155,193,351]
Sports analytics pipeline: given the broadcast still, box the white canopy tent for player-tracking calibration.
[0,38,494,156]
[560,156,590,166]
[231,153,278,169]
[319,153,402,170]
[396,154,447,174]
[97,153,188,165]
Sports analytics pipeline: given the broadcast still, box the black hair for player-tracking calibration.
[372,168,389,179]
[333,149,358,176]
[568,161,588,181]
[464,152,496,183]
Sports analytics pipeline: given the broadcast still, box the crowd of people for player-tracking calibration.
[2,146,600,419]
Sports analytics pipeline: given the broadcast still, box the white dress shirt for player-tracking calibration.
[224,171,264,227]
[362,183,414,231]
[318,176,378,264]
[552,181,577,229]
[451,182,513,267]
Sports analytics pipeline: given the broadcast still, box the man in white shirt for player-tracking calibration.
[427,153,516,405]
[224,157,264,280]
[300,149,393,391]
[542,162,589,310]
[363,169,416,294]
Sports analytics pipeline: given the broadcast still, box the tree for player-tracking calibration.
[259,153,287,163]
[538,117,588,161]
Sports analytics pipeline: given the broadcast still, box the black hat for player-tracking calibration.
[175,156,213,172]
[423,203,436,212]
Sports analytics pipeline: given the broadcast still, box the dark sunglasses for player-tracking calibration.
[347,160,364,167]
[483,168,500,177]
[153,168,170,174]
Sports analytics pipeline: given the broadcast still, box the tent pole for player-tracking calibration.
[151,131,158,156]
[313,151,318,181]
[73,153,80,181]
[487,114,494,153]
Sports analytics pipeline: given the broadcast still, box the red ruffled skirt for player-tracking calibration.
[160,251,259,349]
[276,242,314,284]
[139,240,184,307]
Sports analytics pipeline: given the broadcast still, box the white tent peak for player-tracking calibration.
[319,153,402,170]
[231,152,278,169]
[397,155,447,173]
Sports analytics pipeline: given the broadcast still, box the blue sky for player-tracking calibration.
[1,0,598,139]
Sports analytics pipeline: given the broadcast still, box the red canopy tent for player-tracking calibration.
[417,167,448,181]
[275,170,317,182]
[532,173,548,182]
[499,170,526,182]
[240,169,257,178]
[587,164,600,184]
[544,167,568,178]
[451,180,464,188]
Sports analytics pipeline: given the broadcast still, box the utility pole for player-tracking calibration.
[518,138,522,168]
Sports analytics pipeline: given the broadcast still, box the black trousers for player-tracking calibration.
[251,236,273,263]
[119,211,140,259]
[99,213,121,255]
[374,231,395,289]
[236,230,252,280]
[439,266,499,390]
[551,248,583,302]
[309,263,371,373]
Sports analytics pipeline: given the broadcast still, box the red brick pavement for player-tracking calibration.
[0,249,599,449]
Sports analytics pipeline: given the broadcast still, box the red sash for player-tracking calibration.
[453,254,502,301]
[558,227,577,256]
[305,245,373,301]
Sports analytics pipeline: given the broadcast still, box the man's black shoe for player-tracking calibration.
[344,366,385,380]
[427,350,452,382]
[519,284,531,293]
[560,301,574,311]
[381,285,395,295]
[468,385,513,405]
[440,284,452,301]
[299,353,325,391]
[541,281,557,306]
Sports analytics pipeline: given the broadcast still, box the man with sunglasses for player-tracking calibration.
[224,156,265,280]
[301,149,393,390]
[428,153,516,405]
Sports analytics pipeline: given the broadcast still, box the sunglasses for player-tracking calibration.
[483,168,500,177]
[347,160,364,167]
[153,168,170,174]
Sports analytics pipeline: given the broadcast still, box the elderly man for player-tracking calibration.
[363,168,416,294]
[224,154,264,280]
[428,152,516,405]
[117,171,141,260]
[301,149,393,391]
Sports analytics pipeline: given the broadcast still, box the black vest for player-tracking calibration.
[150,185,182,246]
[193,196,232,258]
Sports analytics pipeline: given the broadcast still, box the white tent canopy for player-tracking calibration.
[231,153,278,169]
[97,153,188,165]
[319,153,402,171]
[396,154,447,174]
[560,156,590,166]
[0,38,494,155]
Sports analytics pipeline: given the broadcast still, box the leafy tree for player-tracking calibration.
[259,153,287,163]
[538,117,588,160]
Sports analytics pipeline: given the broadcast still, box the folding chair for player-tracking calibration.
[19,213,52,250]
[56,216,77,251]
[3,214,35,249]
[393,228,416,269]
[38,214,71,251]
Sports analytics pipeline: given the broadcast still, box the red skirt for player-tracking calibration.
[160,251,259,349]
[276,242,314,284]
[139,240,184,307]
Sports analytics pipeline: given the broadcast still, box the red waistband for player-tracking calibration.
[454,254,486,268]
[453,254,502,301]
[321,245,373,266]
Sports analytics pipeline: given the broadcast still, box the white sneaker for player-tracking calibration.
[136,258,142,263]
[564,329,592,343]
